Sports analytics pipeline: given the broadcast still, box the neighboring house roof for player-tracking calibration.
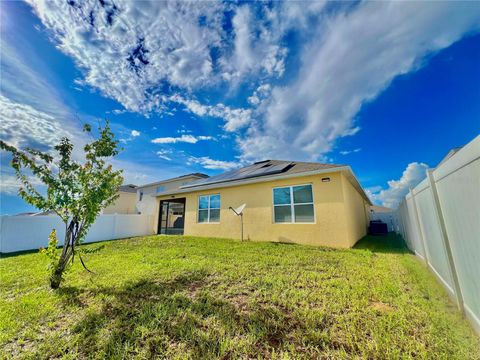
[119,184,138,193]
[14,212,38,216]
[157,160,372,205]
[31,210,57,216]
[137,173,209,190]
[436,146,463,168]
[370,205,393,213]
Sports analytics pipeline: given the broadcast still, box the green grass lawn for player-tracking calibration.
[0,234,478,359]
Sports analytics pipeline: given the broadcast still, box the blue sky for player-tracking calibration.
[1,1,479,215]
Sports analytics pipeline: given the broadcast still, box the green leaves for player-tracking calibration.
[40,229,64,285]
[77,244,105,254]
[1,120,124,287]
[1,121,123,228]
[40,229,59,267]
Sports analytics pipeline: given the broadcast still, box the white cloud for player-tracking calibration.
[177,127,192,134]
[25,1,480,164]
[25,1,289,115]
[23,1,318,115]
[222,6,287,83]
[151,134,214,144]
[0,171,44,195]
[156,149,172,161]
[340,148,361,156]
[131,130,140,137]
[0,30,69,119]
[248,84,271,106]
[26,0,227,113]
[171,95,253,132]
[109,158,180,186]
[369,162,429,208]
[238,2,480,162]
[341,127,361,138]
[188,156,239,170]
[0,95,76,151]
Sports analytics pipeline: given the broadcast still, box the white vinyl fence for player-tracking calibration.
[0,214,155,254]
[394,135,480,335]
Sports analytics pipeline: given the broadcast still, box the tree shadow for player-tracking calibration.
[0,248,40,258]
[354,232,412,254]
[56,285,86,307]
[54,270,313,358]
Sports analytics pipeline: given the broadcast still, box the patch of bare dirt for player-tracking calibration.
[369,300,394,313]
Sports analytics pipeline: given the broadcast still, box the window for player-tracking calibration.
[198,194,220,223]
[139,191,143,201]
[273,184,314,223]
[156,185,166,193]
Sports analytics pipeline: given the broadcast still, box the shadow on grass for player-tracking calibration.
[354,232,411,254]
[0,248,40,258]
[56,270,313,358]
[270,241,299,246]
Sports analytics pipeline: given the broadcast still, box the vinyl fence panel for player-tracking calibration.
[393,135,480,334]
[432,138,480,334]
[405,195,426,259]
[0,214,155,254]
[412,179,454,296]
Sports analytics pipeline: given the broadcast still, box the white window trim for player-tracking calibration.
[272,184,316,224]
[198,194,221,223]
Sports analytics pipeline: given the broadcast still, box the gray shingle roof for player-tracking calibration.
[182,160,345,189]
[137,173,209,189]
[119,184,138,193]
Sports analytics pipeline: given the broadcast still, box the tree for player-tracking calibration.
[0,122,123,289]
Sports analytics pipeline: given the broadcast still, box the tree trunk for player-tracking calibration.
[50,265,64,289]
[49,218,78,289]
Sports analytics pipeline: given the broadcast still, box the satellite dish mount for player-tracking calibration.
[229,203,246,241]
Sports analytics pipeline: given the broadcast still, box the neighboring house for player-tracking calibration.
[136,173,209,218]
[369,205,395,232]
[436,146,463,167]
[103,184,138,214]
[155,160,372,248]
[370,205,393,213]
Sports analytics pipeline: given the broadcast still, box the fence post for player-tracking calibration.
[399,204,407,244]
[409,188,429,266]
[427,170,465,314]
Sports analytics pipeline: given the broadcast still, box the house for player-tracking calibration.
[136,173,209,219]
[103,184,138,214]
[154,160,372,248]
[369,205,395,232]
[370,205,393,213]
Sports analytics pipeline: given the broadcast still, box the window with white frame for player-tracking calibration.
[156,185,166,193]
[198,194,220,223]
[273,184,314,223]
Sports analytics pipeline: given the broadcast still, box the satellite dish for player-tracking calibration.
[232,203,246,215]
[229,204,246,241]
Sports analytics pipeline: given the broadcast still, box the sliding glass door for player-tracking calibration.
[158,198,186,235]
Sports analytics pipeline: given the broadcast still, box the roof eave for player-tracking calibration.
[342,166,373,206]
[155,166,372,205]
[137,174,208,190]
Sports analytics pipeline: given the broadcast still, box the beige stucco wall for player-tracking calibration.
[137,175,203,216]
[340,173,369,247]
[103,192,137,214]
[157,171,368,248]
